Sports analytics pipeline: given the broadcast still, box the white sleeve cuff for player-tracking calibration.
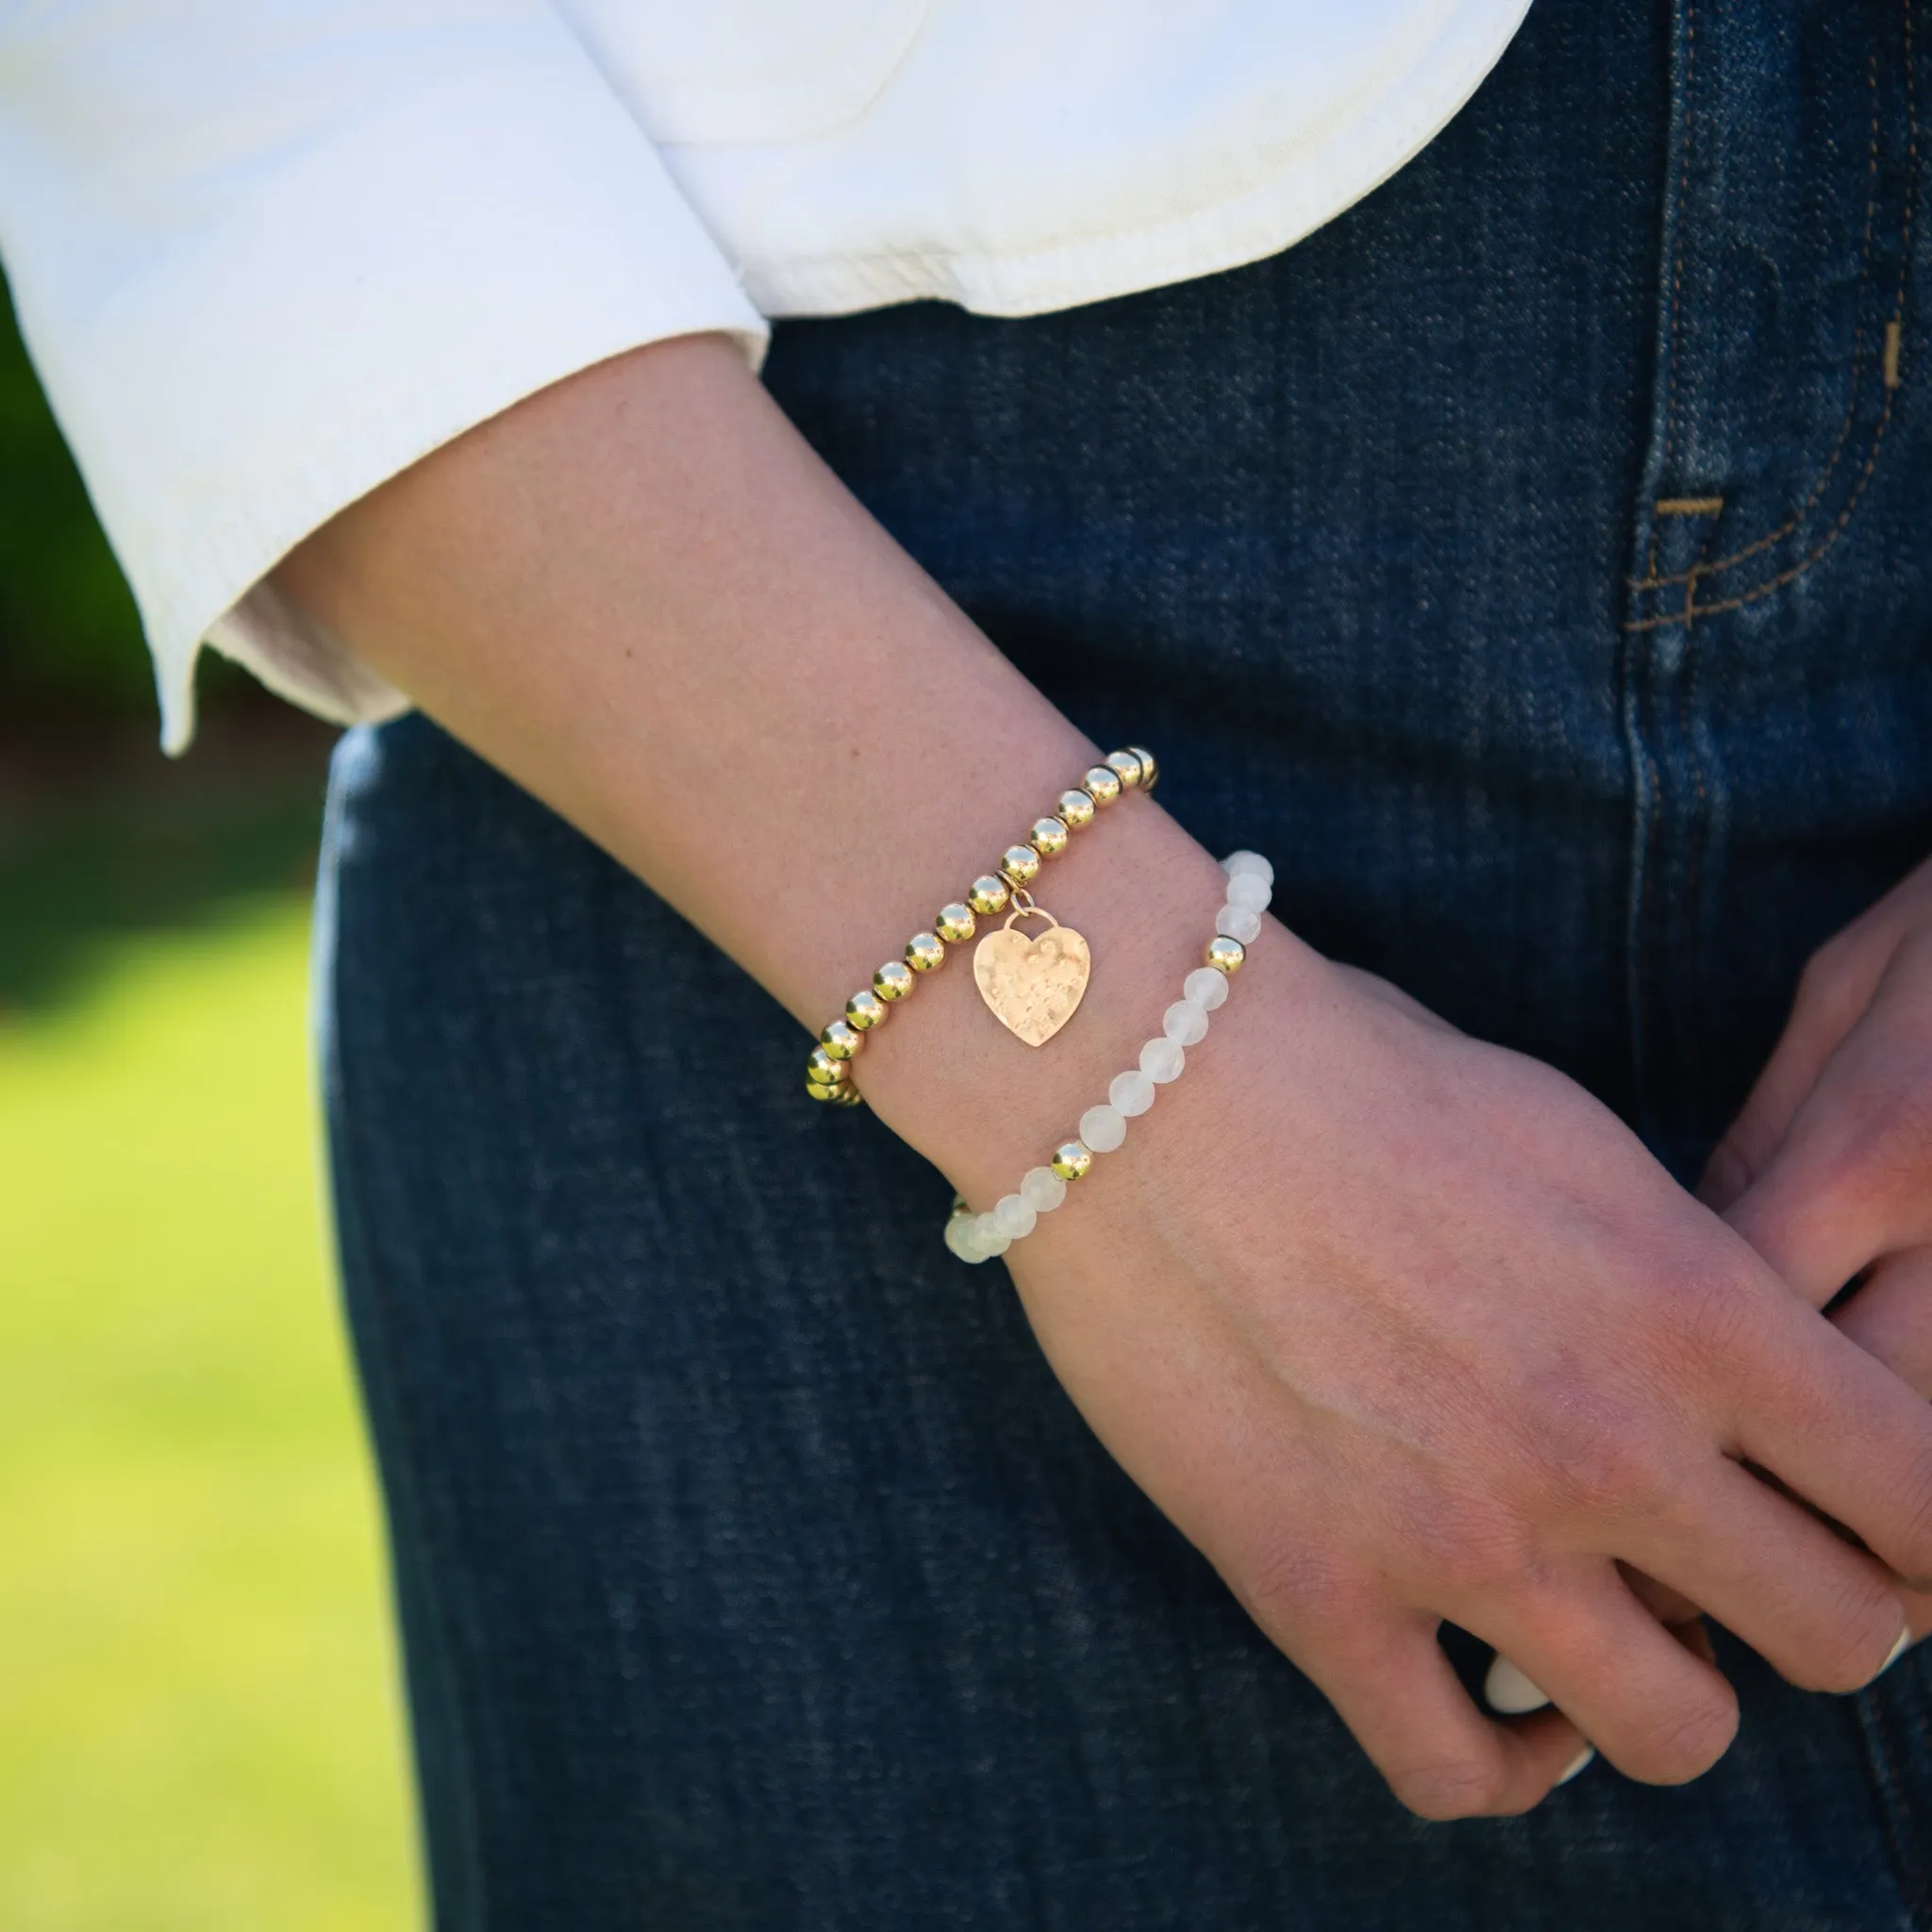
[0,2,769,752]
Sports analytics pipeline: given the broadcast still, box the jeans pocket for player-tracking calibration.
[1625,0,1924,635]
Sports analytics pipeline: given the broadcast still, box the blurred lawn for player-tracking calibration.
[0,779,421,1931]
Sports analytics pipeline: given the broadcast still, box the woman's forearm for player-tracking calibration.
[275,332,1235,1199]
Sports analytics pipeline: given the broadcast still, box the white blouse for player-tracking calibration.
[0,0,1530,749]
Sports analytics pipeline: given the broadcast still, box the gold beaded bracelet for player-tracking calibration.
[804,745,1159,1108]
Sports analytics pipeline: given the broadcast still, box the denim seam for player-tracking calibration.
[1630,41,1886,591]
[1623,649,1666,1120]
[1855,1683,1932,1930]
[1674,574,1714,1107]
[1624,0,1920,629]
[1646,0,1696,585]
[1613,0,1691,1123]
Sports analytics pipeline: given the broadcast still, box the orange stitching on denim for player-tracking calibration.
[1886,316,1905,382]
[1624,384,1903,630]
[1625,0,1917,629]
[1655,495,1724,515]
[1630,41,1886,591]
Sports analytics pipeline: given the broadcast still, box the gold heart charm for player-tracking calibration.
[973,908,1091,1046]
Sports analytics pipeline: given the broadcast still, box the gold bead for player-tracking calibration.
[935,903,976,944]
[806,1045,849,1084]
[1082,764,1123,808]
[1029,815,1070,859]
[906,931,947,973]
[806,1074,846,1101]
[832,1085,866,1108]
[1050,1141,1093,1182]
[1057,788,1096,831]
[821,1018,864,1058]
[1204,935,1246,974]
[1000,843,1041,886]
[968,874,1010,916]
[1124,745,1158,790]
[1106,748,1144,790]
[845,988,887,1031]
[873,958,915,1002]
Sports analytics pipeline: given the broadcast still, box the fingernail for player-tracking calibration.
[1557,1746,1596,1786]
[1878,1627,1913,1678]
[1485,1654,1553,1715]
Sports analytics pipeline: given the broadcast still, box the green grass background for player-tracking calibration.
[0,796,421,1930]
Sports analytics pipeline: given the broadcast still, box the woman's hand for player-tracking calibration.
[274,333,1932,1824]
[988,921,1932,1818]
[1700,853,1932,1647]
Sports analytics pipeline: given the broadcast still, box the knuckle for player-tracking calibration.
[1655,1265,1761,1389]
[1783,1586,1904,1695]
[1882,1448,1932,1581]
[1517,1371,1686,1525]
[1238,1539,1367,1644]
[1400,1498,1538,1605]
[1620,1689,1739,1787]
[1795,939,1863,1030]
[1389,1752,1511,1822]
[1835,1073,1932,1215]
[1549,1424,1678,1523]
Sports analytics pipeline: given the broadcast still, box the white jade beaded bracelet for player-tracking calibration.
[943,850,1274,1264]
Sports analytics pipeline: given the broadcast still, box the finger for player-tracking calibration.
[1703,990,1871,1217]
[1835,1246,1932,1391]
[1474,1568,1738,1786]
[1295,1612,1591,1820]
[1632,1451,1907,1691]
[1689,1245,1932,1589]
[1487,1569,1711,1706]
[1726,1139,1888,1311]
[1488,1605,1717,1717]
[1833,1249,1932,1641]
[1672,1613,1720,1668]
[1731,1296,1932,1591]
[1722,929,1932,1304]
[1621,1561,1701,1629]
[1700,927,1903,1213]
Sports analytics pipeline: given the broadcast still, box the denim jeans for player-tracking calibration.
[317,0,1932,1923]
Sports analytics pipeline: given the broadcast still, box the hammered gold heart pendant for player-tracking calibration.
[974,907,1091,1046]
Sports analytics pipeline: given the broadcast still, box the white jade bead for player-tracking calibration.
[993,1193,1039,1239]
[1224,851,1274,886]
[1021,1166,1068,1211]
[1109,1069,1157,1116]
[944,1214,985,1261]
[1215,905,1263,942]
[974,1213,1011,1256]
[1184,966,1230,1010]
[1163,999,1209,1045]
[1079,1103,1128,1152]
[1224,872,1273,912]
[1141,1036,1185,1083]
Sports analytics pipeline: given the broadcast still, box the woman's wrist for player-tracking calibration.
[270,335,1281,1205]
[850,801,1241,1200]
